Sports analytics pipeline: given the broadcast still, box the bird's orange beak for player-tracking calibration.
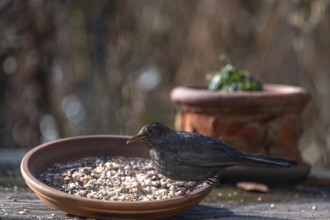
[126,134,145,144]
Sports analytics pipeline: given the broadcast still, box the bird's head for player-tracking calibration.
[126,122,173,147]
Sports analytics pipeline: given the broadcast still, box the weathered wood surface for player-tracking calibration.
[1,182,330,220]
[0,149,330,220]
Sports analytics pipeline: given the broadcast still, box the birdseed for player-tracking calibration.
[38,156,194,201]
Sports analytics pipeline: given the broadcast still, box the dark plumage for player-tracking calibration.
[127,122,297,189]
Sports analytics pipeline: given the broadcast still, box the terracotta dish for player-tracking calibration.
[20,135,215,220]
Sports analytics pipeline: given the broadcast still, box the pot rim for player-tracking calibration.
[170,84,310,110]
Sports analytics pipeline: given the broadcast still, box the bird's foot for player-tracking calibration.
[179,177,219,199]
[179,180,204,199]
[206,176,220,186]
[179,190,192,200]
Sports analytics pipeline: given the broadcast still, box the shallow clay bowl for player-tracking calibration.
[20,135,215,220]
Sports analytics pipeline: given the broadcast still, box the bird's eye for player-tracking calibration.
[146,128,153,135]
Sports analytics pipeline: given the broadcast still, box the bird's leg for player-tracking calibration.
[180,180,204,197]
[206,175,220,185]
[180,176,220,198]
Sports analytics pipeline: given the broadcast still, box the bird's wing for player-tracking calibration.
[169,133,244,168]
[174,151,241,168]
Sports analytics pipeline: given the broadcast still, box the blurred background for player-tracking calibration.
[0,0,330,167]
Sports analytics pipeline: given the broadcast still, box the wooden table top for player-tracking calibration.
[1,175,330,220]
[1,148,330,219]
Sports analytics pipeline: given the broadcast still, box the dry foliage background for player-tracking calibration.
[0,0,330,167]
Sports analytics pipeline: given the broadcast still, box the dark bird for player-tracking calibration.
[127,122,297,193]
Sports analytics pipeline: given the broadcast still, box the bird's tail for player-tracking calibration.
[239,153,298,167]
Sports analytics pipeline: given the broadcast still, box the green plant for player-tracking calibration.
[208,64,263,92]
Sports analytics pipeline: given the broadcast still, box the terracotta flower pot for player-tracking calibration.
[170,84,310,164]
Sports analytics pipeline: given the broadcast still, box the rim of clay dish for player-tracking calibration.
[20,135,215,215]
[170,84,310,112]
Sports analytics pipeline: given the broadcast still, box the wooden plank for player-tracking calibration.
[1,186,330,219]
[0,188,71,219]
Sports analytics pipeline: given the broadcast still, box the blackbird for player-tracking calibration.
[127,122,297,192]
